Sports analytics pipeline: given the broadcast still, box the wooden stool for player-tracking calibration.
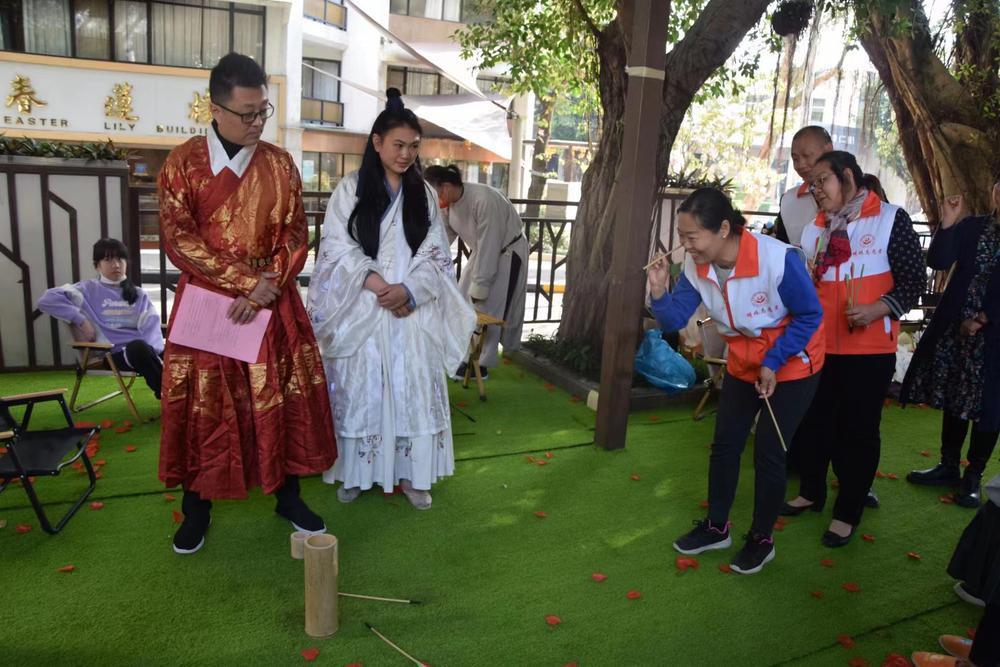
[464,311,505,401]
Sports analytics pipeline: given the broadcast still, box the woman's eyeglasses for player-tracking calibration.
[215,101,275,125]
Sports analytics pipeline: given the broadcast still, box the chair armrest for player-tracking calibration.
[72,341,114,350]
[698,356,728,365]
[1,388,68,405]
[0,430,13,440]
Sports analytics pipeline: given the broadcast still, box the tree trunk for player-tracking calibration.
[558,0,773,350]
[858,0,997,217]
[524,96,555,218]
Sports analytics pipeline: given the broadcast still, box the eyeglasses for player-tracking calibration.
[214,101,275,125]
[809,171,833,193]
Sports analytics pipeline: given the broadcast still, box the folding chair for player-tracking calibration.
[0,388,98,534]
[63,323,143,422]
[463,311,506,402]
[692,316,728,421]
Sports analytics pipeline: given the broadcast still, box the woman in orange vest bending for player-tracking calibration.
[648,188,825,574]
[783,150,925,547]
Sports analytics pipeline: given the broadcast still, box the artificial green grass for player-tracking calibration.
[0,363,991,666]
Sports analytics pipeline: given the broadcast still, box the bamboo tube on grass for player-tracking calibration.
[304,534,339,637]
[291,531,308,560]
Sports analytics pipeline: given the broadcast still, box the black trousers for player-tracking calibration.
[972,601,1000,667]
[111,339,163,399]
[940,411,1000,477]
[708,371,820,536]
[797,353,895,526]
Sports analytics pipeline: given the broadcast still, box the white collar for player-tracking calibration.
[206,128,256,178]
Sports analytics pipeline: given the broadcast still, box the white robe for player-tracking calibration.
[306,172,476,491]
[443,182,527,368]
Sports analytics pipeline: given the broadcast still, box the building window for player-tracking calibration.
[0,0,264,67]
[304,0,344,29]
[390,0,489,23]
[475,75,508,95]
[809,97,826,124]
[302,151,361,192]
[387,65,464,96]
[302,58,343,127]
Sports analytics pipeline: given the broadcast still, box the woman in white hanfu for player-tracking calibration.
[307,89,475,510]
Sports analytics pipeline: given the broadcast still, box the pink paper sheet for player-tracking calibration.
[167,284,272,363]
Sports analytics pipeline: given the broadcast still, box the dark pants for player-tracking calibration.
[111,340,163,399]
[708,371,820,536]
[797,353,895,526]
[941,411,1000,477]
[972,601,1000,667]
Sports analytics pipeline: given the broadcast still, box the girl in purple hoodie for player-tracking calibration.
[38,238,164,398]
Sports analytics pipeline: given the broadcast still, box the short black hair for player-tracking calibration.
[792,125,833,146]
[424,164,463,187]
[210,53,268,104]
[678,188,747,235]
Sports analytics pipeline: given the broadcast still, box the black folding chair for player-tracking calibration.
[0,388,99,534]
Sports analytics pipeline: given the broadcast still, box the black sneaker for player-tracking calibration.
[673,519,732,555]
[730,532,776,575]
[275,475,326,534]
[173,491,211,555]
[906,463,961,486]
[865,489,880,509]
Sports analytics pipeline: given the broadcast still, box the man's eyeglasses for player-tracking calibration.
[214,101,275,125]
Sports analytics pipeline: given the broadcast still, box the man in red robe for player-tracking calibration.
[158,53,336,554]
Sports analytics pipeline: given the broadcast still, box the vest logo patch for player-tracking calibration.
[751,291,768,306]
[860,233,875,247]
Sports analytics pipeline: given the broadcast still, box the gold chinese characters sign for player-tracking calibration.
[105,83,139,122]
[6,75,46,113]
[189,89,212,125]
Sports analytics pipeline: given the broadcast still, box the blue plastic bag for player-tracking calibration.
[634,329,696,393]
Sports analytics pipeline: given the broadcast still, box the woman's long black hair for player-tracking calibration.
[349,88,430,260]
[92,238,139,304]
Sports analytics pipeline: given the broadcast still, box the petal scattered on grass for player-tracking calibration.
[862,534,875,543]
[57,564,76,573]
[810,590,824,599]
[591,573,607,583]
[625,590,642,600]
[842,582,861,593]
[837,635,855,649]
[89,502,104,510]
[15,523,32,534]
[300,647,319,662]
[545,615,562,626]
[534,511,547,519]
[820,558,835,568]
[172,510,183,524]
[906,551,922,561]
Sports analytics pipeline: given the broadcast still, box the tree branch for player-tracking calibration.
[571,0,603,41]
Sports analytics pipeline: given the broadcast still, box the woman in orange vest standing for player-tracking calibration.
[648,188,825,574]
[783,150,925,547]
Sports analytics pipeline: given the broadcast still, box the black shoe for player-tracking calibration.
[906,463,961,486]
[779,500,824,516]
[865,489,880,509]
[730,532,776,575]
[275,475,326,534]
[452,363,468,380]
[173,490,211,554]
[955,472,983,508]
[673,519,732,555]
[821,527,854,548]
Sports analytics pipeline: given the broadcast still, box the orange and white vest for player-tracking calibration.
[800,191,898,355]
[682,232,825,383]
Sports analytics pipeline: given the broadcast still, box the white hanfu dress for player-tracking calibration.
[307,172,475,492]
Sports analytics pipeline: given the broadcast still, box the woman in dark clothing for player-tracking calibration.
[903,180,1000,508]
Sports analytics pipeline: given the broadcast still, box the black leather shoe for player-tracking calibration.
[821,527,854,548]
[865,489,880,509]
[906,463,961,486]
[955,472,983,508]
[780,500,824,516]
[173,490,212,554]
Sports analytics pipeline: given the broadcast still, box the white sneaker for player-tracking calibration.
[954,581,986,607]
[337,486,361,504]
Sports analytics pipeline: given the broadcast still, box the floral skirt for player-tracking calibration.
[322,430,454,492]
[905,321,987,421]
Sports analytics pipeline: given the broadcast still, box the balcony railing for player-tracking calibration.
[301,99,344,127]
[304,0,346,28]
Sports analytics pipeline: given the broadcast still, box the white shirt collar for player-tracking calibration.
[206,127,256,178]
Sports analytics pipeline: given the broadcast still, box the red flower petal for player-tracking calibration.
[543,383,555,392]
[882,652,911,667]
[591,572,607,582]
[533,510,547,519]
[920,450,931,457]
[172,510,183,524]
[545,452,554,459]
[862,534,875,542]
[773,521,785,532]
[569,396,581,403]
[536,460,548,466]
[75,421,98,429]
[875,471,886,479]
[718,564,732,574]
[626,589,642,600]
[675,556,700,572]
[545,614,562,626]
[837,634,855,649]
[525,455,536,463]
[95,472,103,479]
[830,479,840,488]
[114,427,129,434]
[848,658,869,667]
[842,582,861,593]
[101,419,114,428]
[630,474,641,481]
[300,647,319,662]
[122,420,133,428]
[563,663,578,667]
[649,415,660,422]
[95,459,107,466]
[346,664,364,667]
[698,499,709,509]
[810,590,824,599]
[57,564,76,573]
[502,358,512,365]
[887,473,899,480]
[125,445,137,453]
[961,460,970,468]
[456,401,467,408]
[15,523,32,534]
[940,495,955,504]
[906,551,922,560]
[89,502,104,510]
[820,558,835,568]
[164,494,176,502]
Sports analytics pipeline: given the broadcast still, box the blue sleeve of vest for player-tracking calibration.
[764,250,823,372]
[650,273,702,333]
